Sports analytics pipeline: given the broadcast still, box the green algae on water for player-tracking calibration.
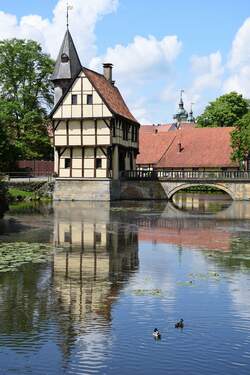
[131,288,163,296]
[0,242,53,273]
[176,280,195,287]
[188,272,220,280]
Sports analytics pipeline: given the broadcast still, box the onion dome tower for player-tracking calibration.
[173,90,188,123]
[188,103,196,123]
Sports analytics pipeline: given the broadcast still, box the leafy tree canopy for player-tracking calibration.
[197,92,249,128]
[231,112,250,166]
[0,39,54,170]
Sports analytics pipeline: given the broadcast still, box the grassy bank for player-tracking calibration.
[8,188,37,201]
[8,182,54,202]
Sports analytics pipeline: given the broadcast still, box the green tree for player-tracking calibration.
[0,118,16,171]
[197,92,249,128]
[0,38,54,168]
[231,112,250,166]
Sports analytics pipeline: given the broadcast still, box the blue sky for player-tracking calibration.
[0,0,250,123]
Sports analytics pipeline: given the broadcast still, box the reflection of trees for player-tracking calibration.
[9,202,53,216]
[0,203,54,242]
[0,263,52,347]
[206,234,250,270]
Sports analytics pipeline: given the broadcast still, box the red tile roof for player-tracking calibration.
[140,124,172,133]
[137,131,176,165]
[137,127,239,168]
[140,123,196,134]
[83,67,138,123]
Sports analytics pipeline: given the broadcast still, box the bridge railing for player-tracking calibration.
[121,170,250,181]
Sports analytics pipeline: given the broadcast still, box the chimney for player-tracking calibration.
[103,63,113,82]
[178,142,182,152]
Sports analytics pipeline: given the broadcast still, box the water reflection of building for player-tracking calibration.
[136,199,233,252]
[172,193,232,213]
[139,222,231,251]
[52,202,139,323]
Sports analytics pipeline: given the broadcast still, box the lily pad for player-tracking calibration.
[0,242,53,274]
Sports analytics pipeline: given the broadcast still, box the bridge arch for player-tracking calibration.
[167,183,235,200]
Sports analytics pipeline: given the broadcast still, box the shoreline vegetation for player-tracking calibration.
[7,181,54,203]
[180,186,226,193]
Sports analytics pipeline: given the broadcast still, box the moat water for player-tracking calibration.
[0,193,250,374]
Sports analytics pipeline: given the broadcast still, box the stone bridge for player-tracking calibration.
[120,170,250,201]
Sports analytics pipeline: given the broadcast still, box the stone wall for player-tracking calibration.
[119,180,167,200]
[54,179,112,201]
[54,179,167,201]
[53,179,250,201]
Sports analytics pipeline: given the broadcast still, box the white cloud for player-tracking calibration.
[90,35,182,82]
[3,2,250,122]
[160,52,224,118]
[190,51,224,93]
[223,17,250,98]
[0,0,118,62]
[130,97,153,124]
[89,34,182,122]
[228,17,250,70]
[223,66,250,97]
[181,51,224,114]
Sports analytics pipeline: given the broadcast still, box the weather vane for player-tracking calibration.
[66,1,73,29]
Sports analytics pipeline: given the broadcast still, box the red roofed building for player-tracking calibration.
[137,126,239,171]
[50,29,140,200]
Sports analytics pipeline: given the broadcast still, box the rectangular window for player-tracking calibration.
[71,94,77,105]
[123,124,129,141]
[64,232,71,243]
[123,124,128,140]
[110,119,116,137]
[87,94,93,105]
[65,158,71,169]
[135,127,138,142]
[96,158,102,169]
[95,232,101,244]
[131,126,134,141]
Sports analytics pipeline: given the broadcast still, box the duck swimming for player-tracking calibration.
[153,328,161,339]
[175,319,184,328]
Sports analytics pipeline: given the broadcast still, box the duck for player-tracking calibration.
[175,319,184,328]
[153,328,161,339]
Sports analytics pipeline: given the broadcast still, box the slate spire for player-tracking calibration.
[51,30,82,105]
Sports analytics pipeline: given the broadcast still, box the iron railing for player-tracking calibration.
[121,170,250,181]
